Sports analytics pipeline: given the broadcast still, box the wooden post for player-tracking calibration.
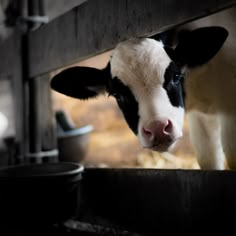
[26,74,58,163]
[24,0,58,163]
[39,74,58,162]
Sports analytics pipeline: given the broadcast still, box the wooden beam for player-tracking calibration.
[26,74,58,163]
[0,33,22,80]
[39,74,57,156]
[28,0,236,77]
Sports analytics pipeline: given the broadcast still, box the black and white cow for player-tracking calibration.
[51,7,236,170]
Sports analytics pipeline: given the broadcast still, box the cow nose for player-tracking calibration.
[142,119,173,144]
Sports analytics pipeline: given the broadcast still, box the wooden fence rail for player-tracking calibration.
[29,0,236,77]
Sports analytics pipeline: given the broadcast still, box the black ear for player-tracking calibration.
[50,63,111,99]
[174,26,228,67]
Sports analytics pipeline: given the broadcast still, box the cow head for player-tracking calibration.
[51,26,228,152]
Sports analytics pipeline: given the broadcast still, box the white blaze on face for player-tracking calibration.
[110,38,184,151]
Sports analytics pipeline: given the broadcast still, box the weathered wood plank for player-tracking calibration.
[0,33,21,80]
[28,0,236,77]
[26,74,58,163]
[28,77,42,154]
[38,74,57,153]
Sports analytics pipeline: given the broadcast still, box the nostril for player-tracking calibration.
[142,127,153,137]
[142,120,174,143]
[164,120,173,134]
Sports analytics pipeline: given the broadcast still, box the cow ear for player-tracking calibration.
[50,63,111,99]
[174,26,228,67]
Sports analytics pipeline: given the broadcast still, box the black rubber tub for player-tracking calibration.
[0,162,83,231]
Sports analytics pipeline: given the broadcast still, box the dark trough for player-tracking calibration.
[0,166,235,235]
[77,168,236,235]
[0,163,83,235]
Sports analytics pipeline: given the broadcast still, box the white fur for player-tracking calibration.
[187,111,225,169]
[111,38,184,151]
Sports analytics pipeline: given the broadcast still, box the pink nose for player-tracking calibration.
[142,119,173,145]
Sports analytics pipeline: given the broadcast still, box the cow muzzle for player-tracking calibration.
[141,119,182,152]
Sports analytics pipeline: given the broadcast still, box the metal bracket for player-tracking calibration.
[21,15,49,24]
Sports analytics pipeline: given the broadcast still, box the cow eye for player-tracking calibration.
[172,73,183,85]
[111,93,124,102]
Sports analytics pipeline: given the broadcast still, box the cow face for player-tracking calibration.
[108,38,185,152]
[51,26,228,152]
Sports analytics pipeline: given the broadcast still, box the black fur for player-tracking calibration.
[174,26,228,67]
[150,28,178,47]
[108,77,140,134]
[163,62,185,108]
[50,65,110,99]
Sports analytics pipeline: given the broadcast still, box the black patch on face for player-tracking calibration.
[107,77,140,134]
[163,62,185,108]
